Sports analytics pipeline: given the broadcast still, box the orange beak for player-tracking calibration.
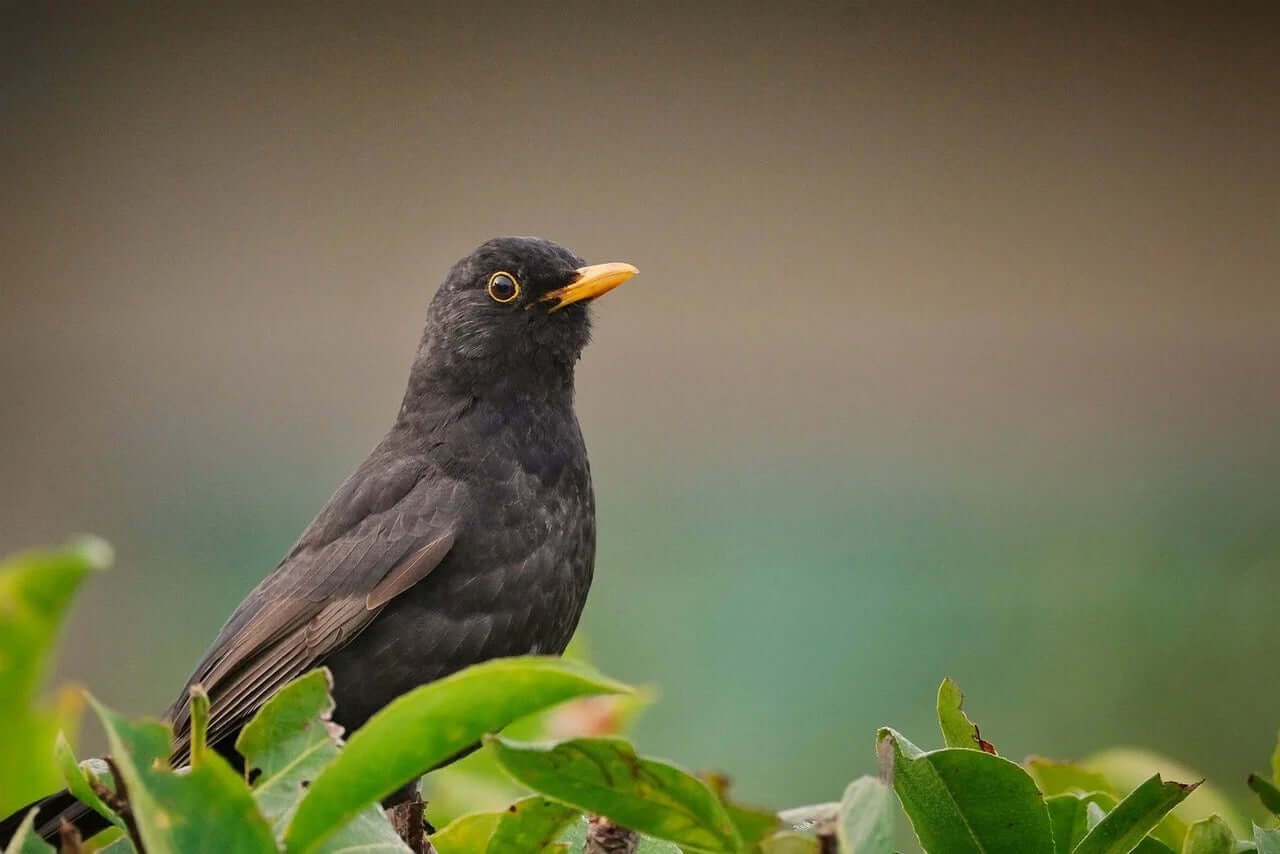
[542,262,639,312]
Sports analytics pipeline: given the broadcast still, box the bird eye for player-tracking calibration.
[487,271,520,304]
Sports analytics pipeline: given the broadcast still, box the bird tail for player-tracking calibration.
[0,788,109,847]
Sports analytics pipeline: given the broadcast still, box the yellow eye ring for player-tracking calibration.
[487,271,521,303]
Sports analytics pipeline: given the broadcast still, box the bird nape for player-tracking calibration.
[0,236,638,845]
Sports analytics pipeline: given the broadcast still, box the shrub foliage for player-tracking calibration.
[2,541,1278,854]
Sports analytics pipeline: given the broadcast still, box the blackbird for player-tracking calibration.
[1,236,637,845]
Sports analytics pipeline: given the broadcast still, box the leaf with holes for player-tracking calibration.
[236,670,344,830]
[235,668,407,852]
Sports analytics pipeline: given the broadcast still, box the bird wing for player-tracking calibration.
[166,451,462,762]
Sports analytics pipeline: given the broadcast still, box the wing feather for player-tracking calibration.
[165,461,462,761]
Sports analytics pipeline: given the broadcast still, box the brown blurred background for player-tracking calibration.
[2,0,1278,812]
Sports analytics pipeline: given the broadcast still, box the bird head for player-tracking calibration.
[412,237,637,397]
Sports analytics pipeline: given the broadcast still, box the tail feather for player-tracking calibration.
[0,789,109,847]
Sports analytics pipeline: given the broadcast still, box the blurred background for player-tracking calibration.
[2,0,1277,816]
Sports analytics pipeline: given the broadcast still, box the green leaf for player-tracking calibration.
[760,832,821,853]
[2,809,53,854]
[431,812,501,854]
[54,732,124,830]
[487,735,741,852]
[1255,824,1280,854]
[237,669,343,831]
[937,678,994,753]
[1271,733,1280,785]
[1181,817,1236,854]
[1047,794,1086,854]
[486,796,580,853]
[1026,758,1114,797]
[314,808,411,854]
[1046,793,1117,854]
[1072,773,1198,854]
[89,695,277,854]
[836,776,893,854]
[284,657,630,854]
[0,538,110,813]
[726,801,781,847]
[1084,748,1242,842]
[699,772,780,845]
[877,727,1054,854]
[1248,775,1280,817]
[94,829,133,850]
[421,680,655,823]
[236,669,407,852]
[189,685,210,768]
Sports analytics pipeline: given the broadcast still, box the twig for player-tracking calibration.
[57,818,84,854]
[100,756,146,854]
[815,816,838,854]
[384,790,435,854]
[584,815,637,854]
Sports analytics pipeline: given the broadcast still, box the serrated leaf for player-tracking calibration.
[937,679,995,753]
[836,776,893,854]
[284,657,629,853]
[487,735,741,852]
[0,538,109,813]
[1181,816,1236,854]
[1072,773,1198,854]
[877,727,1054,854]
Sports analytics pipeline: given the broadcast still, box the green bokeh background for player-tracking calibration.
[2,0,1277,818]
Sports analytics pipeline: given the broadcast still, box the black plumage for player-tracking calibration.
[1,236,637,844]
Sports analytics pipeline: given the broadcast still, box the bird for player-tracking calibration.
[0,236,637,845]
